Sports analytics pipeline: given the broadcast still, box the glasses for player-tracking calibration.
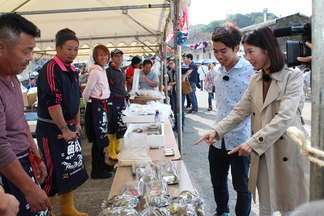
[223,75,229,81]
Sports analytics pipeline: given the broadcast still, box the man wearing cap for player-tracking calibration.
[26,76,37,92]
[36,28,88,216]
[106,49,127,160]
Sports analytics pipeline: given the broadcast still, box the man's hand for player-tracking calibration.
[141,75,148,82]
[194,129,217,146]
[0,186,19,216]
[228,142,252,157]
[34,162,48,184]
[182,70,192,81]
[297,41,312,63]
[62,129,79,142]
[76,123,82,135]
[24,186,51,213]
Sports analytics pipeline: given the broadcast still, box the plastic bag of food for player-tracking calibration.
[156,160,179,185]
[120,181,144,197]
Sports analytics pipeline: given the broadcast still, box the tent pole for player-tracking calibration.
[163,45,170,105]
[310,0,324,201]
[15,4,170,15]
[135,37,157,53]
[124,11,167,46]
[171,0,182,153]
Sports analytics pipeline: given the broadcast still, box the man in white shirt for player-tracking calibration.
[196,23,254,216]
[198,63,208,91]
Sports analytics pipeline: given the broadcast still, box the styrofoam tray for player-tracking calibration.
[124,123,165,147]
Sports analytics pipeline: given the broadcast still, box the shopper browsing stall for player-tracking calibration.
[195,26,309,216]
[195,23,254,216]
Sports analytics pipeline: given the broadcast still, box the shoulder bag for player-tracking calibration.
[182,77,192,95]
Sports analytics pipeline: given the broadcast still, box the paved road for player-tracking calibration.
[51,89,311,216]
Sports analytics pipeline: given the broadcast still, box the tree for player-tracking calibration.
[227,13,254,28]
[189,12,278,33]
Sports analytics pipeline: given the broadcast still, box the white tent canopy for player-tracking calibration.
[0,0,173,60]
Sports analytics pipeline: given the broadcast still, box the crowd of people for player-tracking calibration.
[0,12,314,216]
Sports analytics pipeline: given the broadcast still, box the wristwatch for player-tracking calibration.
[0,176,3,187]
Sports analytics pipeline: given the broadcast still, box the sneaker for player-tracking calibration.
[91,171,112,179]
[187,109,198,113]
[184,106,191,110]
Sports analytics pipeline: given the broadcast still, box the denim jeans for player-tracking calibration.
[208,140,251,216]
[208,92,213,107]
[188,82,198,110]
[171,94,185,130]
[200,80,204,90]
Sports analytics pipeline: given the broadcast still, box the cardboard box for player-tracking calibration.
[124,123,165,147]
[23,92,28,106]
[22,92,37,106]
[28,92,37,106]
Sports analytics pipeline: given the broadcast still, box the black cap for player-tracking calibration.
[55,28,79,47]
[111,49,124,57]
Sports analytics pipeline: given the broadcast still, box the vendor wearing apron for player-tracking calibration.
[36,28,88,216]
[0,13,51,216]
[83,44,113,179]
[105,49,128,160]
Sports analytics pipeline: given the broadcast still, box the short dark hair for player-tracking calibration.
[242,26,285,72]
[143,59,152,67]
[211,22,241,50]
[93,44,110,65]
[184,53,193,60]
[131,56,141,66]
[0,13,40,48]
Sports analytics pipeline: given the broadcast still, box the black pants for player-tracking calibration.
[91,139,106,172]
[185,94,191,107]
[208,140,251,216]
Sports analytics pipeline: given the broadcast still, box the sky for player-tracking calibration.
[189,0,312,25]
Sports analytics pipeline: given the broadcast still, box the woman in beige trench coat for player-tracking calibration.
[195,26,309,216]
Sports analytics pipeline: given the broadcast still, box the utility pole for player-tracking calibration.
[310,0,324,200]
[263,8,268,22]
